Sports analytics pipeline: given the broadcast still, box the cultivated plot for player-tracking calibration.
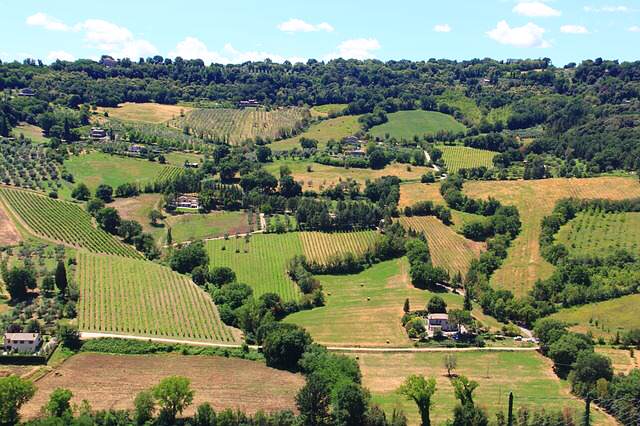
[369,110,467,140]
[76,251,240,343]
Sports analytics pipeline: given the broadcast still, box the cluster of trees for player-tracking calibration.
[403,200,452,225]
[295,198,383,231]
[461,133,519,152]
[406,234,449,291]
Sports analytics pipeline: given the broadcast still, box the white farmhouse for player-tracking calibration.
[3,332,42,354]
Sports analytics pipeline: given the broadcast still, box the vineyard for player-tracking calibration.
[76,251,240,343]
[556,210,640,257]
[154,166,184,185]
[0,187,140,258]
[205,234,303,301]
[300,231,381,264]
[399,216,485,275]
[175,108,310,145]
[436,145,496,173]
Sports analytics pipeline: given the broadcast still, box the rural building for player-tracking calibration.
[175,194,199,209]
[184,161,199,168]
[3,332,42,354]
[90,127,107,139]
[426,313,459,337]
[237,99,261,108]
[18,88,36,97]
[344,148,367,157]
[342,136,361,147]
[128,144,147,156]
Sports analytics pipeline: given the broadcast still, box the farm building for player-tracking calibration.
[175,194,199,209]
[18,88,36,97]
[426,313,459,337]
[342,136,362,147]
[237,99,261,108]
[344,148,367,157]
[3,332,42,354]
[128,144,147,156]
[90,127,107,139]
[184,161,199,168]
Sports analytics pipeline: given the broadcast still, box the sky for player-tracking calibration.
[1,0,639,66]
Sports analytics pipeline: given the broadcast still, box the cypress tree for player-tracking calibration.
[55,260,68,296]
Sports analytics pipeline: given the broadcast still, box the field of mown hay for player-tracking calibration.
[175,107,308,145]
[0,187,140,258]
[286,258,504,347]
[463,177,640,296]
[356,351,613,425]
[21,353,303,419]
[76,251,241,343]
[97,102,191,123]
[399,216,486,276]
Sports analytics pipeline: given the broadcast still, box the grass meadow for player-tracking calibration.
[270,115,362,151]
[555,210,640,257]
[310,104,348,118]
[368,110,467,140]
[286,258,503,347]
[165,211,251,244]
[12,123,50,144]
[355,351,610,425]
[549,294,640,339]
[64,152,181,192]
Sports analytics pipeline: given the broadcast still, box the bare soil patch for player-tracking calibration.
[0,202,21,245]
[22,353,303,419]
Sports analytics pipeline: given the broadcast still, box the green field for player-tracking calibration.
[166,211,251,244]
[549,294,640,339]
[286,258,503,346]
[270,115,362,151]
[299,231,381,264]
[369,110,466,140]
[556,210,640,257]
[435,89,483,124]
[65,152,182,192]
[486,105,512,125]
[310,104,348,118]
[357,351,601,425]
[11,123,50,144]
[76,251,240,343]
[206,233,303,301]
[0,187,140,258]
[437,145,497,173]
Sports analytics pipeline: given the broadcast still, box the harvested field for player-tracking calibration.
[596,347,640,375]
[97,102,191,123]
[399,216,485,276]
[111,194,163,234]
[22,353,303,419]
[0,202,21,245]
[286,258,503,347]
[399,182,445,208]
[463,177,640,296]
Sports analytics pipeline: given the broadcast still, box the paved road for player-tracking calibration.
[80,332,537,352]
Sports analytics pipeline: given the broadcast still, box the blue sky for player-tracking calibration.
[1,0,639,65]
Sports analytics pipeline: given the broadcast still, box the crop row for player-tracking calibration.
[299,230,381,265]
[437,145,496,173]
[76,251,239,343]
[0,188,140,258]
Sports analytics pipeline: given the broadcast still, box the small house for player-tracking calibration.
[344,148,367,158]
[175,194,199,209]
[184,161,199,169]
[3,332,42,354]
[18,88,36,97]
[426,313,458,336]
[90,127,107,139]
[342,136,361,147]
[128,144,147,156]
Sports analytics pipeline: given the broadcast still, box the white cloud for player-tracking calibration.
[47,50,75,61]
[584,5,629,12]
[433,24,452,33]
[560,24,589,34]
[487,21,550,48]
[630,25,640,32]
[168,37,305,64]
[513,2,561,17]
[26,12,70,31]
[325,38,381,60]
[277,18,334,33]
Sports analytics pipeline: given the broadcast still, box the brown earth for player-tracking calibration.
[22,353,303,419]
[0,201,21,245]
